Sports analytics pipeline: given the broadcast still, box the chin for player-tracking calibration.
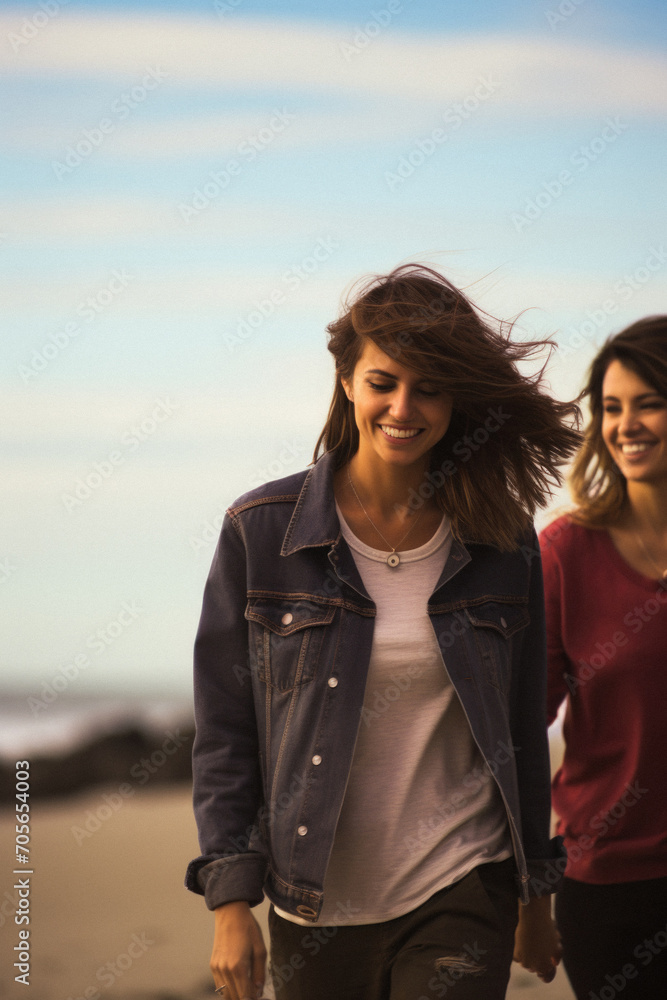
[624,469,663,485]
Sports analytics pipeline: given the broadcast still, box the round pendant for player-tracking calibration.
[387,552,400,568]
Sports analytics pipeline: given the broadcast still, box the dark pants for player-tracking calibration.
[268,859,518,1000]
[555,875,667,1000]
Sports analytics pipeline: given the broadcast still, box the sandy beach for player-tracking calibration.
[0,783,575,1000]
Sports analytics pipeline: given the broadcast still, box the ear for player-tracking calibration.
[341,377,353,403]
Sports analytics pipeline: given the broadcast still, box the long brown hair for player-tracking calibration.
[313,263,581,550]
[569,315,667,528]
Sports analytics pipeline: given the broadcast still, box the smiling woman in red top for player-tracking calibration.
[531,317,667,1000]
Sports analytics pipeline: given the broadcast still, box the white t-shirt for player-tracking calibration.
[276,506,511,926]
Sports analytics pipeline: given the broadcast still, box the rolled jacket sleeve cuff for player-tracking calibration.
[519,836,568,899]
[185,852,267,911]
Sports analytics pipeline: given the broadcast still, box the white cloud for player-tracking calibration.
[0,198,178,239]
[0,266,348,316]
[2,12,666,117]
[0,197,337,241]
[5,105,443,158]
[2,262,665,322]
[0,383,329,443]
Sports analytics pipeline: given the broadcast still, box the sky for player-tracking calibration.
[2,0,666,702]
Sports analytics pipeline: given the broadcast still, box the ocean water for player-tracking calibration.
[0,690,194,761]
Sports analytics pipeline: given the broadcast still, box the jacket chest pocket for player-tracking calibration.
[245,597,336,691]
[463,600,529,693]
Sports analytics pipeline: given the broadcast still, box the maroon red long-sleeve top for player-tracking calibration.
[539,515,667,884]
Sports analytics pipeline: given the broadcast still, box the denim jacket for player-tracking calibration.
[185,450,564,919]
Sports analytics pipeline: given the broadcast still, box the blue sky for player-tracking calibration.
[2,0,666,700]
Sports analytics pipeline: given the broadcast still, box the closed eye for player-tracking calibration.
[604,401,665,413]
[367,380,441,397]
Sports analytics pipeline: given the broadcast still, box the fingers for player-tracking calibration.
[211,902,268,1000]
[211,956,262,1000]
[538,963,557,983]
[514,951,559,980]
[251,943,268,996]
[210,936,267,998]
[536,956,559,983]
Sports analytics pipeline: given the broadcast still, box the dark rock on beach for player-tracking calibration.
[0,723,195,802]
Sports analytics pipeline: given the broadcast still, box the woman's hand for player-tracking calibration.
[211,900,268,1000]
[513,894,563,983]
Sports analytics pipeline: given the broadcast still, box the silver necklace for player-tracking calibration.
[634,529,667,580]
[347,467,422,568]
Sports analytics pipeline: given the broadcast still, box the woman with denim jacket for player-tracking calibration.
[187,264,580,1000]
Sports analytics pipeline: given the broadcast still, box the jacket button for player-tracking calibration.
[312,755,322,765]
[500,617,507,628]
[297,825,308,836]
[281,613,293,625]
[327,677,338,688]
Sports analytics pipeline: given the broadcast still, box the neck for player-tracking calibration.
[348,452,432,517]
[624,481,667,535]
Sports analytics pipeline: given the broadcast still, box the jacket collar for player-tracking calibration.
[281,451,341,556]
[280,450,475,603]
[280,450,473,562]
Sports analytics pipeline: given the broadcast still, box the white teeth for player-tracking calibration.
[381,425,421,439]
[621,443,652,454]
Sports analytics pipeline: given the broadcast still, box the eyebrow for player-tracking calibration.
[603,392,664,401]
[365,368,435,382]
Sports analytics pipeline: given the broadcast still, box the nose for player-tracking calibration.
[387,385,415,421]
[617,407,642,437]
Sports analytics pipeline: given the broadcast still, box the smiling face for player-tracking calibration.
[341,340,454,473]
[601,359,667,487]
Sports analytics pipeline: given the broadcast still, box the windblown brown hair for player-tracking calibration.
[313,263,581,551]
[569,315,667,528]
